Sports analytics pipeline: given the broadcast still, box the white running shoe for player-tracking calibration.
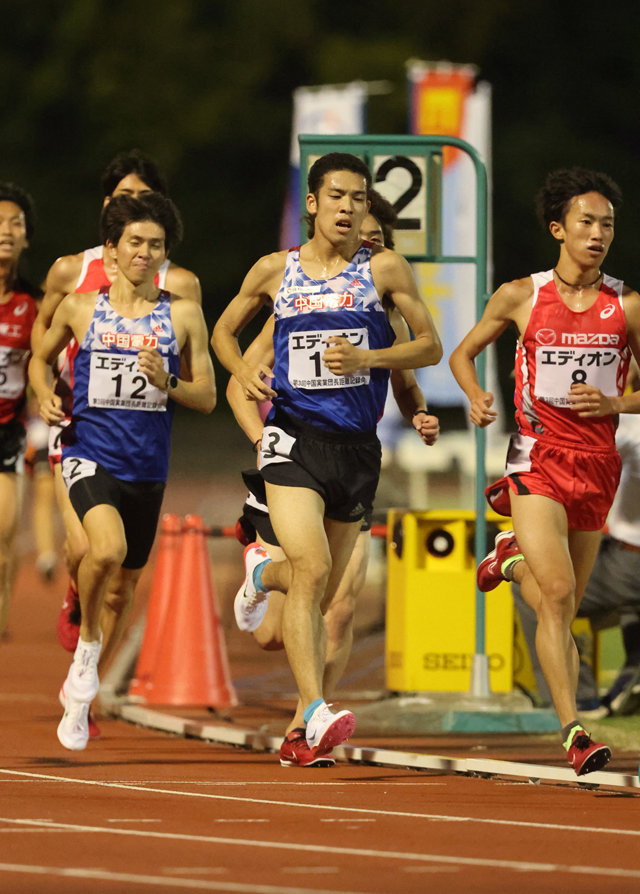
[57,638,101,751]
[305,702,356,754]
[234,542,272,632]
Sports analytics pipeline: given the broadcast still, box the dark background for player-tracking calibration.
[4,0,640,407]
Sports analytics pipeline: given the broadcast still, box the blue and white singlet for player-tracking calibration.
[62,287,180,482]
[271,244,395,432]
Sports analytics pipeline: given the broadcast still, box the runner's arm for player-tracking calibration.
[226,316,275,445]
[139,301,216,414]
[166,265,203,305]
[449,279,526,427]
[388,311,439,445]
[28,295,77,424]
[31,255,80,351]
[211,253,282,400]
[324,251,442,373]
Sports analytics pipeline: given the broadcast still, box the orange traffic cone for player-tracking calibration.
[141,514,238,707]
[129,513,184,701]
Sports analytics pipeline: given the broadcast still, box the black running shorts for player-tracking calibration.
[0,418,26,474]
[61,457,165,569]
[258,409,381,524]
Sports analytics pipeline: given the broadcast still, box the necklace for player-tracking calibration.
[553,268,602,289]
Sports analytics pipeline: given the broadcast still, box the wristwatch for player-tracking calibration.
[165,373,179,392]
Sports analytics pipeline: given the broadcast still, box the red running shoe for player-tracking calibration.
[564,726,611,776]
[56,580,81,652]
[279,729,336,768]
[477,530,523,592]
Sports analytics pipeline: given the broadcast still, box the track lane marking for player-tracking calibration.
[0,822,639,880]
[0,863,370,893]
[1,768,639,838]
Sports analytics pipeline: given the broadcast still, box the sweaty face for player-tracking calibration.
[307,170,369,243]
[110,220,166,284]
[553,191,614,266]
[0,200,28,264]
[359,213,384,246]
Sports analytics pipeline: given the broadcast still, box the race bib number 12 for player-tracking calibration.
[88,352,168,411]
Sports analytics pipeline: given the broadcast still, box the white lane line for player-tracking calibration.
[0,863,368,894]
[0,822,640,880]
[0,780,446,786]
[0,768,638,839]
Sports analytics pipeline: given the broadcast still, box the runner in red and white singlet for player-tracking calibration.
[450,167,640,775]
[0,181,39,637]
[515,270,629,449]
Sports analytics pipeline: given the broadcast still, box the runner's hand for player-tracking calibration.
[469,392,497,427]
[137,348,166,388]
[236,362,277,401]
[323,336,367,375]
[413,412,440,445]
[567,383,612,417]
[38,391,64,425]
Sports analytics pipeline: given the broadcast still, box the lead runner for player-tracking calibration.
[449,166,640,775]
[212,152,442,759]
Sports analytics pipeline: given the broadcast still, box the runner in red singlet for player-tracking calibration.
[0,182,39,637]
[450,167,640,776]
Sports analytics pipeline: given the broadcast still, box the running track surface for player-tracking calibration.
[2,477,640,893]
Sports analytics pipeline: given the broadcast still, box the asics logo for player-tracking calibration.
[600,304,616,319]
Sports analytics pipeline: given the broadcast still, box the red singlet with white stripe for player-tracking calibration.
[0,291,38,424]
[514,269,630,449]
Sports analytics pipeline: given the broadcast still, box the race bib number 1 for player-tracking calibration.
[88,352,168,411]
[288,328,369,389]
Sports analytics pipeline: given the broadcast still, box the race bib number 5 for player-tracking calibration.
[88,352,168,411]
[288,328,369,389]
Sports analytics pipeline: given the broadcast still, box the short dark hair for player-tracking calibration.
[100,193,183,253]
[535,167,623,230]
[101,149,168,198]
[367,188,398,249]
[307,152,372,195]
[0,180,36,239]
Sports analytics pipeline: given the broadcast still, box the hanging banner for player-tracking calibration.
[403,61,497,415]
[280,82,367,249]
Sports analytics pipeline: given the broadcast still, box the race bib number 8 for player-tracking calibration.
[288,328,369,389]
[535,346,620,406]
[88,352,168,411]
